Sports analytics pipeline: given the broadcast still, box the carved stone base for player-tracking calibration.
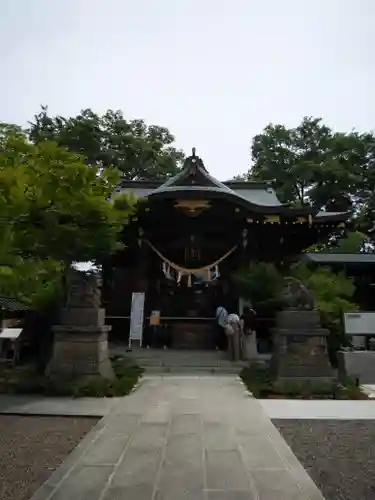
[270,310,334,383]
[46,325,114,380]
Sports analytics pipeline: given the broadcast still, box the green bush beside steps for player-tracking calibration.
[0,358,144,398]
[240,363,368,400]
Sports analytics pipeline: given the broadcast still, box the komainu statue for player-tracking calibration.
[281,276,316,311]
[65,269,101,309]
[271,276,333,384]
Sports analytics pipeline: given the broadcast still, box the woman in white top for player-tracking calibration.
[226,313,242,361]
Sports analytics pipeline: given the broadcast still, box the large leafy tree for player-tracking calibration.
[28,107,184,180]
[241,117,375,244]
[0,123,135,304]
[292,262,357,361]
[246,117,375,214]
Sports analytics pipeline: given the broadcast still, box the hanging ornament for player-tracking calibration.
[215,265,220,278]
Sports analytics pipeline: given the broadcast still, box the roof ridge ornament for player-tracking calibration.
[184,147,208,173]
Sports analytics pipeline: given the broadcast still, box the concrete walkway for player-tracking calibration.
[31,375,325,500]
[0,394,119,417]
[261,398,375,420]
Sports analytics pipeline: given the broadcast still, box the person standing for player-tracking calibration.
[215,305,228,350]
[227,312,242,361]
[240,306,258,360]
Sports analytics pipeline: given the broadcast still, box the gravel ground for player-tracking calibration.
[274,419,375,500]
[0,415,97,500]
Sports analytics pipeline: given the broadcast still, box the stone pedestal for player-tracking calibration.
[46,322,114,380]
[46,270,114,380]
[270,310,333,384]
[337,350,375,384]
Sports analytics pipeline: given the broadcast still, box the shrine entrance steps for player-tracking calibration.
[110,346,255,374]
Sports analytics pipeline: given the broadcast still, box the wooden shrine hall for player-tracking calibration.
[102,148,348,350]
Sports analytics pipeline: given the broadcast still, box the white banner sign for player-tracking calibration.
[129,292,145,347]
[344,312,375,336]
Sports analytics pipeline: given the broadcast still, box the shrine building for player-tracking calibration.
[102,149,348,350]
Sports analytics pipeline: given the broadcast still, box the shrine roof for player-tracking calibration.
[115,148,286,210]
[303,253,375,265]
[115,148,348,220]
[115,179,282,207]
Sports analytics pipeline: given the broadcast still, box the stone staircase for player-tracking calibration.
[110,345,249,374]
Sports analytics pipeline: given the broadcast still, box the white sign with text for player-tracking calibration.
[344,312,375,336]
[128,292,145,348]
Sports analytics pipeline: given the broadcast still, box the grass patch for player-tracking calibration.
[240,363,368,400]
[0,357,144,398]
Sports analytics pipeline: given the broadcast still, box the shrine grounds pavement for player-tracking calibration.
[24,375,325,500]
[2,382,375,499]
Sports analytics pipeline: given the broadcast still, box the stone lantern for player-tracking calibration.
[46,268,114,380]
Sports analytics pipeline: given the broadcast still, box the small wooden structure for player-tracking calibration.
[0,297,30,365]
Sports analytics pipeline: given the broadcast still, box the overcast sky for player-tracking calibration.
[1,0,374,179]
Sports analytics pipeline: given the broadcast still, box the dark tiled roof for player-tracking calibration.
[303,253,375,265]
[113,151,347,221]
[0,297,30,311]
[116,182,284,207]
[114,151,286,210]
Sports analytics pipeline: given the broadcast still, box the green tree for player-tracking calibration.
[28,107,184,180]
[292,263,357,320]
[332,231,370,253]
[292,263,357,362]
[0,124,135,300]
[232,262,284,306]
[356,193,375,239]
[307,231,370,254]
[247,117,375,216]
[0,257,63,309]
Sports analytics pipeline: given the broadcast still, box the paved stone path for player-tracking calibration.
[31,376,325,500]
[261,398,375,419]
[0,394,118,417]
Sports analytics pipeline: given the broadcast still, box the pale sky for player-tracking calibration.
[1,0,374,179]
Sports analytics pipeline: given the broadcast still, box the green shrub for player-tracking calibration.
[291,263,357,361]
[70,377,112,398]
[273,379,333,397]
[291,263,357,323]
[112,359,143,379]
[232,262,284,306]
[240,364,368,399]
[113,375,138,396]
[240,363,271,398]
[0,361,143,398]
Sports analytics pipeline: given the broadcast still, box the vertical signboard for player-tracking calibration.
[150,310,161,326]
[128,292,145,348]
[344,312,375,349]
